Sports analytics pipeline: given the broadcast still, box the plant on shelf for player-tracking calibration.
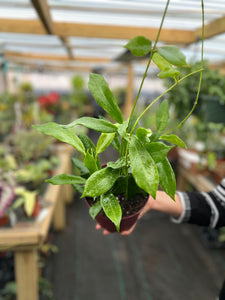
[0,170,40,224]
[179,118,225,157]
[0,92,17,140]
[33,0,205,232]
[13,157,59,191]
[5,129,55,163]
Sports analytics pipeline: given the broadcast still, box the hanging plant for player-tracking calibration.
[33,0,205,232]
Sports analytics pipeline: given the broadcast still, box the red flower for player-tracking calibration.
[48,92,59,105]
[38,92,60,107]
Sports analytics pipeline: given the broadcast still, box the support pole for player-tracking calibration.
[14,249,38,300]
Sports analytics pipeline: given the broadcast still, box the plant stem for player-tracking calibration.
[124,0,171,172]
[130,69,203,135]
[172,0,205,130]
[127,0,170,129]
[130,0,204,135]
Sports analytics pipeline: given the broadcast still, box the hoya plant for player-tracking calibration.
[33,0,204,232]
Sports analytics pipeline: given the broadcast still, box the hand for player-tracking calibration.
[96,223,111,235]
[95,221,138,235]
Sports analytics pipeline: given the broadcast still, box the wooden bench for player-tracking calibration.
[0,145,74,300]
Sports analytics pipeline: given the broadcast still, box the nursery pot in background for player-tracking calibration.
[0,215,10,227]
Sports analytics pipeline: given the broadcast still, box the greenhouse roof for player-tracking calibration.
[0,0,225,73]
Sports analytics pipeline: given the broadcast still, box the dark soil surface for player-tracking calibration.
[87,193,148,217]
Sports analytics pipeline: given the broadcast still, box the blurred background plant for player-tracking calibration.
[162,61,225,177]
[70,74,90,117]
[112,86,126,108]
[0,92,16,141]
[5,129,55,163]
[164,61,225,122]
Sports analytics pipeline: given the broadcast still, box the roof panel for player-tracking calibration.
[0,7,37,20]
[0,0,224,72]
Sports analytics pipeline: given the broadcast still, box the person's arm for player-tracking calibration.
[119,191,183,235]
[149,191,183,218]
[172,178,225,229]
[96,178,225,235]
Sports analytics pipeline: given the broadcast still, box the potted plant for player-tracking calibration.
[33,0,205,232]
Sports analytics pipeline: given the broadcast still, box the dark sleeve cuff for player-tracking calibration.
[171,191,214,227]
[171,191,191,224]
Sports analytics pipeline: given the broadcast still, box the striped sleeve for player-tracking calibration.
[171,178,225,229]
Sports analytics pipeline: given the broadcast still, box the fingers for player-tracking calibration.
[96,223,111,235]
[96,223,101,230]
[96,222,137,235]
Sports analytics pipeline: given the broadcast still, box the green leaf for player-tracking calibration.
[107,157,126,169]
[158,46,188,67]
[33,123,85,154]
[146,142,174,163]
[46,174,86,185]
[82,167,120,198]
[111,133,121,151]
[149,132,160,142]
[88,73,123,124]
[71,157,89,176]
[157,158,176,200]
[62,117,118,133]
[136,127,152,143]
[156,100,169,132]
[89,200,102,220]
[158,67,180,79]
[152,52,170,71]
[111,174,146,200]
[72,184,84,194]
[79,133,101,171]
[84,150,100,174]
[127,115,139,133]
[12,197,25,210]
[118,120,129,141]
[129,136,159,199]
[100,193,122,232]
[111,175,128,195]
[152,53,180,80]
[24,191,37,217]
[127,175,147,200]
[124,36,152,57]
[160,134,187,148]
[78,132,96,154]
[96,132,115,154]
